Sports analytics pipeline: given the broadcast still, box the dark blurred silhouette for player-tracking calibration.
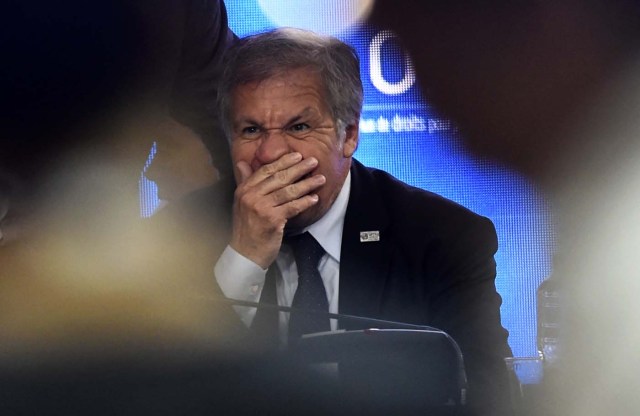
[0,1,263,414]
[370,1,640,178]
[2,0,234,208]
[370,1,640,415]
[143,118,222,202]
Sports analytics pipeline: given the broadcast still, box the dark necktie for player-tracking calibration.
[287,232,331,340]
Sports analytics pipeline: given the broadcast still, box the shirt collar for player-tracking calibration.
[305,171,351,262]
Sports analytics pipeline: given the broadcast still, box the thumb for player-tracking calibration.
[235,160,253,184]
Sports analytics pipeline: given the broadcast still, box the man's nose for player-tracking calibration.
[254,129,290,165]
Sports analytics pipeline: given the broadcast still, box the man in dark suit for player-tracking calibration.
[213,27,512,414]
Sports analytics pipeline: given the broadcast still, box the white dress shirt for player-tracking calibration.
[215,172,351,335]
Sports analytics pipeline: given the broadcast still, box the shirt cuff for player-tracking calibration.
[214,245,267,327]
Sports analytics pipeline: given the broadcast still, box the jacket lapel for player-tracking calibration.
[338,160,392,327]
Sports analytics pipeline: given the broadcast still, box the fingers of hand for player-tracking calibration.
[236,172,322,221]
[270,174,325,206]
[280,193,320,219]
[243,152,303,187]
[234,153,323,232]
[260,156,319,197]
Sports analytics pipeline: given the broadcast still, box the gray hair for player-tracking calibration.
[217,27,363,141]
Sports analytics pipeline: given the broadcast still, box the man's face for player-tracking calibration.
[230,68,358,229]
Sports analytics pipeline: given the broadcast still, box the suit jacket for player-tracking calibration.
[248,158,512,413]
[337,159,512,413]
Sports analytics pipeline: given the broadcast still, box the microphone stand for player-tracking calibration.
[209,295,440,332]
[195,293,469,408]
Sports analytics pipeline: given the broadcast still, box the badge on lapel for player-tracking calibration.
[360,231,380,242]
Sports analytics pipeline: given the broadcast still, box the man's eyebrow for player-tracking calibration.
[233,107,320,129]
[284,107,318,126]
[233,117,262,129]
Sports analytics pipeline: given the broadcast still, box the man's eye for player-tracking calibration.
[289,123,310,133]
[241,126,261,137]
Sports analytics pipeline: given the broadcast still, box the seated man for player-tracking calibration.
[214,27,512,413]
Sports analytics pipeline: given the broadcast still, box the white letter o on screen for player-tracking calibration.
[369,30,416,95]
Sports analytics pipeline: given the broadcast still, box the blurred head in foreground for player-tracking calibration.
[0,0,242,382]
[370,2,640,415]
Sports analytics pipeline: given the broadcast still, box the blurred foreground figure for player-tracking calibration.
[144,118,221,203]
[0,0,237,322]
[2,0,235,214]
[371,1,640,415]
[0,0,274,414]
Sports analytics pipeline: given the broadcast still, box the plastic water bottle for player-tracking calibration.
[537,277,561,367]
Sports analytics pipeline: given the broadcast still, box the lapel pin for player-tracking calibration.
[360,231,380,242]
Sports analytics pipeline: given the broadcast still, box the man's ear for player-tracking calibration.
[342,122,359,158]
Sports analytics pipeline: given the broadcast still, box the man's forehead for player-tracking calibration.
[231,71,330,119]
[237,72,321,94]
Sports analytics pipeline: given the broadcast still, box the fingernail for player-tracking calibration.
[315,174,326,183]
[290,152,302,161]
[305,157,318,166]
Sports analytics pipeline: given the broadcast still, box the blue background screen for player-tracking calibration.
[140,0,555,358]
